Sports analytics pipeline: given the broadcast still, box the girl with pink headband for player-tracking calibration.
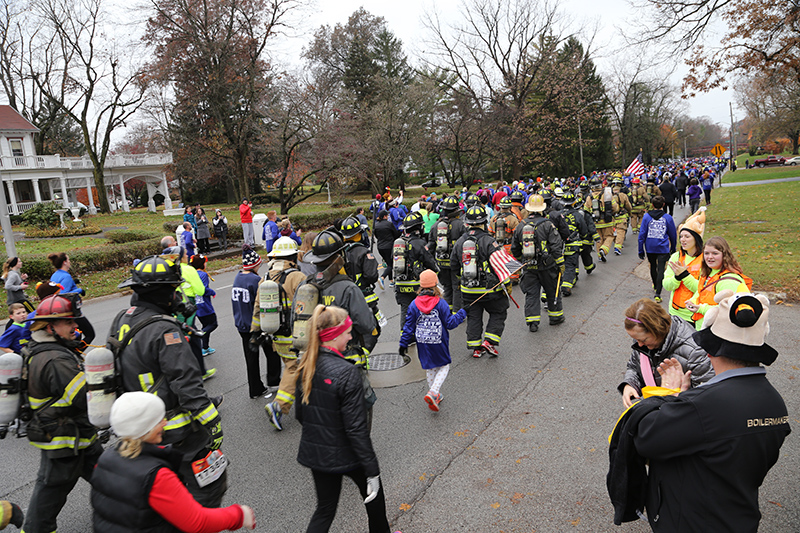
[295,305,398,533]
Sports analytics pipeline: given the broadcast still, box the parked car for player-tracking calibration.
[783,156,800,166]
[753,155,786,167]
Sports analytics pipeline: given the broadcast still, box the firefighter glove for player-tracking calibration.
[364,475,381,504]
[249,331,264,346]
[505,283,513,296]
[208,420,224,450]
[559,264,565,275]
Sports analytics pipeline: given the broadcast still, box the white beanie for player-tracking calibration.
[110,392,166,439]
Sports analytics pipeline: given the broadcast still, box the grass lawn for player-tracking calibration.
[706,180,800,299]
[723,166,800,184]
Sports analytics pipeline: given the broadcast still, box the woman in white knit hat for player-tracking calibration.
[91,392,255,532]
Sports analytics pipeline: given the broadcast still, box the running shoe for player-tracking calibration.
[202,368,217,381]
[265,401,283,431]
[481,340,499,357]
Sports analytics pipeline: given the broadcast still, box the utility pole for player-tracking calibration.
[0,173,17,257]
[730,102,737,170]
[578,119,585,176]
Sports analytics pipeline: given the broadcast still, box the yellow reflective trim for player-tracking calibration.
[194,403,219,425]
[164,412,192,430]
[484,332,501,343]
[29,396,52,409]
[365,293,378,303]
[155,263,167,273]
[142,263,153,273]
[62,373,85,402]
[138,373,154,392]
[29,435,96,451]
[276,390,295,403]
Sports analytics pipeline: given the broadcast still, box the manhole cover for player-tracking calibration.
[369,352,410,371]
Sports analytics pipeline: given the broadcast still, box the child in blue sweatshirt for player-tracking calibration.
[399,269,466,411]
[191,255,218,356]
[0,303,31,353]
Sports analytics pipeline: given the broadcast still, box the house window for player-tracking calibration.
[9,139,24,157]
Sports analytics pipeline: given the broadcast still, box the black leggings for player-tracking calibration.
[647,252,670,297]
[197,313,218,349]
[377,248,393,280]
[307,468,390,533]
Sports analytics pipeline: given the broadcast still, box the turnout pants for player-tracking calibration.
[580,244,596,274]
[596,226,615,256]
[614,219,628,251]
[630,211,643,232]
[562,252,580,291]
[463,290,509,349]
[521,269,563,324]
[395,288,416,332]
[275,357,300,414]
[439,268,462,311]
[23,444,102,533]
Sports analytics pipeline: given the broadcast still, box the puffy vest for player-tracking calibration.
[670,252,702,313]
[91,443,183,533]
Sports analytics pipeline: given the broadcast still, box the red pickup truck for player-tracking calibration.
[753,155,786,167]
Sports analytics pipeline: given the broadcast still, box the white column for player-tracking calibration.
[119,175,129,212]
[160,174,173,209]
[146,180,157,213]
[86,178,97,214]
[6,180,18,215]
[59,175,69,207]
[32,178,42,203]
[47,179,54,201]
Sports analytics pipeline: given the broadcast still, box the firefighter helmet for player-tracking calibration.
[269,236,300,257]
[464,205,488,225]
[304,229,345,264]
[339,216,363,239]
[33,294,82,321]
[402,212,424,232]
[439,195,461,215]
[118,255,182,289]
[509,190,525,204]
[498,197,512,210]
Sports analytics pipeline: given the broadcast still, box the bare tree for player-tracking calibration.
[24,0,148,212]
[423,0,566,181]
[736,73,800,154]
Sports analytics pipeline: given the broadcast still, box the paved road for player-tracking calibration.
[723,176,800,187]
[2,200,799,532]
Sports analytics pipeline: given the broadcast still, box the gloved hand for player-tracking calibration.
[559,264,565,275]
[1,501,25,527]
[249,331,264,346]
[364,475,381,503]
[505,283,513,296]
[240,505,256,530]
[207,420,224,450]
[638,252,645,260]
[398,346,407,357]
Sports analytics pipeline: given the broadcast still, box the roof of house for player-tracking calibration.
[0,105,38,132]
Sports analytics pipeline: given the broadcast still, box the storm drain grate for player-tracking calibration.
[369,353,410,371]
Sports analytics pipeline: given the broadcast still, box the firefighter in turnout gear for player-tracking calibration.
[512,195,565,332]
[111,255,227,507]
[560,190,590,296]
[629,176,649,233]
[395,212,439,327]
[611,177,633,255]
[450,205,510,358]
[253,237,308,431]
[295,229,379,365]
[339,216,382,329]
[488,197,521,283]
[509,189,527,221]
[429,196,466,310]
[21,294,101,533]
[583,177,617,262]
[573,189,598,276]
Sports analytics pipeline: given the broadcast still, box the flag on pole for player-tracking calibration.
[489,248,523,282]
[625,152,645,176]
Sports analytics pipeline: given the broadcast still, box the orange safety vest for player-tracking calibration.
[692,269,748,322]
[670,252,702,312]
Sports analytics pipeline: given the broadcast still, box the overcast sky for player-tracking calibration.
[286,0,737,131]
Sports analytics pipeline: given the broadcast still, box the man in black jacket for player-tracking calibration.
[657,173,678,216]
[629,292,789,532]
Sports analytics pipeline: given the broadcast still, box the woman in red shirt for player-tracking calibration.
[240,198,255,246]
[91,392,256,532]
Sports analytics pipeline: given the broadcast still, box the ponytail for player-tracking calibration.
[47,252,68,270]
[298,305,349,404]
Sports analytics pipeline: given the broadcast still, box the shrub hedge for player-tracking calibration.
[24,226,103,238]
[1,238,163,283]
[105,229,163,244]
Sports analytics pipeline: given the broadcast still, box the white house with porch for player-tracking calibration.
[0,105,173,215]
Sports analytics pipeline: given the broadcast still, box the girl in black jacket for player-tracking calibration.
[296,305,393,533]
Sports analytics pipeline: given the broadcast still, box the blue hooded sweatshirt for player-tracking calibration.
[638,209,676,256]
[400,294,466,369]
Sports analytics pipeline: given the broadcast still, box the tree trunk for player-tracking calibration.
[92,167,111,213]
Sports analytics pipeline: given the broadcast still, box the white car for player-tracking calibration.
[783,156,800,166]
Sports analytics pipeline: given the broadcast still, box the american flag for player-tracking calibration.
[625,152,645,176]
[489,248,523,282]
